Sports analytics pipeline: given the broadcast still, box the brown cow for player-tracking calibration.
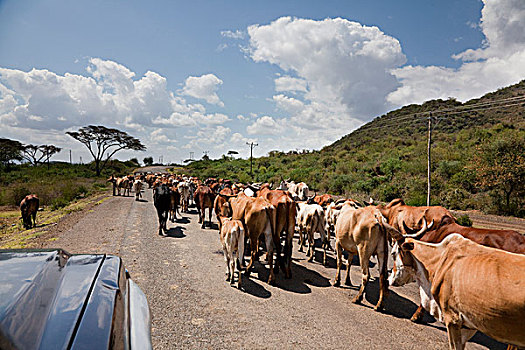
[169,186,181,222]
[313,194,333,207]
[397,215,525,323]
[378,198,454,235]
[227,193,277,284]
[194,185,215,229]
[392,234,525,349]
[20,194,39,229]
[214,187,234,231]
[258,185,296,279]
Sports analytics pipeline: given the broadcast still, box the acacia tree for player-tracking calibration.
[0,138,23,168]
[66,125,146,176]
[22,144,62,166]
[471,130,525,214]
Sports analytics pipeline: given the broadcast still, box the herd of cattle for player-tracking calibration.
[18,172,525,350]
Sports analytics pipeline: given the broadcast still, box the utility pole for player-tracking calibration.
[246,142,258,177]
[69,150,72,164]
[427,112,432,206]
[189,152,194,160]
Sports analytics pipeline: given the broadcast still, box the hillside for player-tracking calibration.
[187,80,525,216]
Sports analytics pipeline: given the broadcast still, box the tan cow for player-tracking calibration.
[392,234,525,349]
[219,217,245,288]
[227,193,277,285]
[133,179,143,201]
[333,205,392,311]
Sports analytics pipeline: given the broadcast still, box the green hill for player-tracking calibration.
[187,80,525,216]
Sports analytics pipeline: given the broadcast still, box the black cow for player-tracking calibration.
[153,183,171,235]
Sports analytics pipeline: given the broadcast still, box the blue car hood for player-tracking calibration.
[0,249,127,350]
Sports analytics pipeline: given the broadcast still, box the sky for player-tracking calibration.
[0,0,524,164]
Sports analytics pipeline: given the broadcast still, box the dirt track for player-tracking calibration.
[37,187,510,350]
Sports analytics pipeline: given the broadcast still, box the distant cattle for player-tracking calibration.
[279,180,309,201]
[194,185,215,229]
[391,234,525,349]
[313,194,333,207]
[153,183,171,235]
[169,186,181,222]
[133,180,143,201]
[20,194,39,229]
[177,181,191,213]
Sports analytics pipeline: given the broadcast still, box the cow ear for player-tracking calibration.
[401,241,414,251]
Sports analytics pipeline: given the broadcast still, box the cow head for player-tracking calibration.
[388,218,430,287]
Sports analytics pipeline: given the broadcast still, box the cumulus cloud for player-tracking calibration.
[0,58,231,163]
[246,115,282,135]
[181,74,225,107]
[274,76,307,93]
[388,0,525,105]
[246,16,404,150]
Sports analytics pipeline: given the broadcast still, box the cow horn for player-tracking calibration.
[402,218,433,239]
[335,198,347,205]
[367,197,374,205]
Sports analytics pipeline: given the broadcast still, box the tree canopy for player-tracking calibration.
[22,144,62,166]
[66,125,146,175]
[0,138,23,168]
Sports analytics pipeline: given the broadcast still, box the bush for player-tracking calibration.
[456,214,473,227]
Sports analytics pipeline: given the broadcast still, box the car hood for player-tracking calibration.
[0,249,126,350]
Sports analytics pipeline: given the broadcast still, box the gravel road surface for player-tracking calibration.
[43,188,507,350]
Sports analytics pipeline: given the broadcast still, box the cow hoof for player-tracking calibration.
[344,279,352,286]
[373,304,384,312]
[410,314,423,323]
[351,296,362,304]
[332,280,341,287]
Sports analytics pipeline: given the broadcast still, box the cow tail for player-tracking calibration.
[376,214,389,283]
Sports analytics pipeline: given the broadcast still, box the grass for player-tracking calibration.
[0,192,110,249]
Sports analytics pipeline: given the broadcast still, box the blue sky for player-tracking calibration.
[1,0,524,164]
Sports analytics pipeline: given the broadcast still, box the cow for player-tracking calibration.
[214,187,234,231]
[279,180,309,201]
[169,186,181,222]
[377,198,454,236]
[395,215,525,323]
[390,233,525,350]
[325,199,362,238]
[177,181,191,213]
[332,205,401,311]
[227,192,277,284]
[313,194,333,207]
[20,194,39,229]
[258,185,296,279]
[219,216,245,288]
[296,202,329,265]
[133,179,143,201]
[194,185,215,229]
[145,174,157,188]
[153,183,171,235]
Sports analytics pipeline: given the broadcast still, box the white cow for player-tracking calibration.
[177,181,191,213]
[219,217,245,288]
[296,202,329,265]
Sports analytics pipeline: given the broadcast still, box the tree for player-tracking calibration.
[143,156,154,166]
[470,130,524,214]
[66,125,146,176]
[0,138,23,168]
[22,144,62,166]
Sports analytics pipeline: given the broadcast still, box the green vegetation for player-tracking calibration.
[0,160,137,208]
[186,80,525,217]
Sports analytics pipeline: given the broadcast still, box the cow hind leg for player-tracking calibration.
[333,241,343,287]
[245,236,259,278]
[446,323,468,350]
[352,248,371,305]
[265,231,276,285]
[374,245,388,311]
[345,253,353,286]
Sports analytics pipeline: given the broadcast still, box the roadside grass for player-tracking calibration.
[0,192,110,249]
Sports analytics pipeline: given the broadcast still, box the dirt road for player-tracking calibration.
[43,188,506,350]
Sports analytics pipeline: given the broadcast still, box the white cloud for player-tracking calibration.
[181,74,225,107]
[0,58,232,163]
[274,76,307,93]
[247,16,404,150]
[388,0,525,105]
[221,30,245,40]
[246,115,282,135]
